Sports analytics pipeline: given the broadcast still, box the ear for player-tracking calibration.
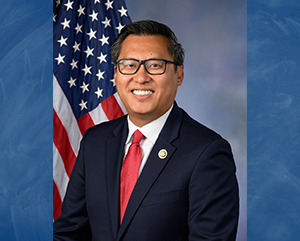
[177,65,184,86]
[114,65,117,76]
[114,65,118,84]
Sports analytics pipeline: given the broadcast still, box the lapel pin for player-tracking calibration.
[158,149,168,159]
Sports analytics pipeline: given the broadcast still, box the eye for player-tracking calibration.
[122,60,138,69]
[147,60,164,69]
[150,63,159,68]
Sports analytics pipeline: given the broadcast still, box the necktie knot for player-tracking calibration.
[132,130,144,144]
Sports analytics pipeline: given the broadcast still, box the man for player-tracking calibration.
[53,20,239,241]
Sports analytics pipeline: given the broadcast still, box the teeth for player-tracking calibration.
[133,90,153,96]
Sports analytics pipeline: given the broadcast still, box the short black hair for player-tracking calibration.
[111,20,185,66]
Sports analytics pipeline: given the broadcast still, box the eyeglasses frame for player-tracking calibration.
[115,58,179,75]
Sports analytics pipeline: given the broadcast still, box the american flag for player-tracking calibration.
[53,0,131,220]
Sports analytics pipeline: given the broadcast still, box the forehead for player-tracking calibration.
[119,34,171,58]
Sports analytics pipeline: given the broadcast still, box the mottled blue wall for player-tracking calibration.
[0,0,299,240]
[248,1,300,240]
[0,1,52,240]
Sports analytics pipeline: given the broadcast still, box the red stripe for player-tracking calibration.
[53,180,62,221]
[101,95,124,120]
[53,108,77,177]
[77,113,95,135]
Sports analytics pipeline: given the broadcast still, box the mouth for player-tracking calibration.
[132,90,154,96]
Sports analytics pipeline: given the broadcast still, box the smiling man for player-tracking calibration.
[54,20,239,241]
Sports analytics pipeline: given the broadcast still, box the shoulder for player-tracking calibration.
[170,103,222,141]
[163,102,228,147]
[181,109,221,140]
[174,106,231,152]
[83,115,127,141]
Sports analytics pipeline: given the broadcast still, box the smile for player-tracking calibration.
[133,90,153,96]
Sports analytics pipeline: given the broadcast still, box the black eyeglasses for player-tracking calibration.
[115,58,179,75]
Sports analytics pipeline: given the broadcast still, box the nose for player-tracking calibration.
[134,63,151,83]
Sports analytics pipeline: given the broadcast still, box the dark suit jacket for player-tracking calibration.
[53,102,239,241]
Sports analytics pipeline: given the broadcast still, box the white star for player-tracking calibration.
[64,0,74,11]
[70,59,78,69]
[118,6,128,17]
[110,78,115,86]
[95,87,103,98]
[73,41,81,53]
[102,17,111,28]
[56,0,61,7]
[77,5,85,17]
[96,69,105,80]
[86,28,97,40]
[84,46,94,58]
[61,18,71,30]
[67,77,76,88]
[115,22,125,34]
[94,0,100,3]
[99,34,109,46]
[89,10,98,22]
[105,0,114,10]
[79,99,88,111]
[57,35,68,47]
[82,64,92,76]
[55,53,65,65]
[53,14,57,22]
[97,52,107,64]
[80,82,90,93]
[75,23,83,34]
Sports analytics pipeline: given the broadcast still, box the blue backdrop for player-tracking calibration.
[0,1,52,240]
[248,1,300,240]
[0,0,299,240]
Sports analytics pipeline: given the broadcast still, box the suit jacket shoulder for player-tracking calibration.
[84,115,128,140]
[162,102,226,149]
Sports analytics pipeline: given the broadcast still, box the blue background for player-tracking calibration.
[0,0,299,241]
[0,1,52,240]
[248,0,300,240]
[0,1,53,240]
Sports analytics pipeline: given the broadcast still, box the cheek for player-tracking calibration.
[114,73,123,88]
[115,77,130,96]
[160,77,178,91]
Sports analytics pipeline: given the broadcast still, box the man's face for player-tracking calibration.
[114,35,184,127]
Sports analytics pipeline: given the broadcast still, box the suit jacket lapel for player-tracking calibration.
[106,118,128,239]
[117,102,183,240]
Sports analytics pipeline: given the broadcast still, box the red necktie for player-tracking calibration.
[120,130,144,223]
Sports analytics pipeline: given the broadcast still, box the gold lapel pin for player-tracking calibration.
[158,149,168,159]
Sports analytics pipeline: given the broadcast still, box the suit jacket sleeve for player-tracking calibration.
[188,138,239,241]
[53,130,92,241]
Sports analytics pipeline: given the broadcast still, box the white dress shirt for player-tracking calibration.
[123,104,173,177]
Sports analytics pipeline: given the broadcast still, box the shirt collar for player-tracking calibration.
[126,104,173,145]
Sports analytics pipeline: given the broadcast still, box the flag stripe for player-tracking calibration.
[101,94,125,120]
[89,103,110,125]
[77,113,95,136]
[53,144,69,199]
[53,180,63,221]
[53,108,77,177]
[114,92,127,115]
[53,75,82,155]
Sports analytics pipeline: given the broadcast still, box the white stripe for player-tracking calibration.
[53,75,82,155]
[114,92,127,115]
[53,144,69,201]
[89,103,109,125]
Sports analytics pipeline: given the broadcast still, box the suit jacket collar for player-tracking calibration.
[106,102,183,240]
